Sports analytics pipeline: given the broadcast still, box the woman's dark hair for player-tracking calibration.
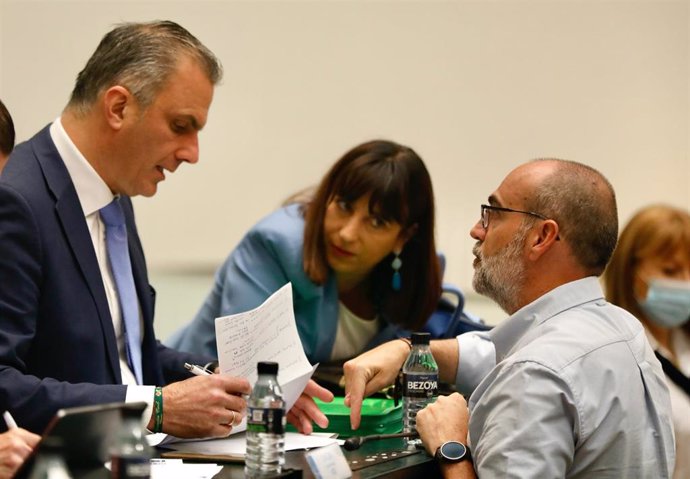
[302,139,441,330]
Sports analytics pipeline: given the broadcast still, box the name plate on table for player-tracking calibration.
[305,443,352,479]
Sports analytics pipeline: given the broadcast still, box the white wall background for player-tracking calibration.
[1,0,688,332]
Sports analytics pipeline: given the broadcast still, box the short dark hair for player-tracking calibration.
[302,140,441,330]
[525,159,618,275]
[67,20,222,114]
[0,99,15,156]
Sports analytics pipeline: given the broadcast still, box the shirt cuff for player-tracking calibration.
[455,332,496,395]
[125,385,156,430]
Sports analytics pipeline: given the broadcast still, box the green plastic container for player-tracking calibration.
[288,396,402,438]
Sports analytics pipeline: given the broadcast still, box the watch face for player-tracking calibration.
[441,441,467,461]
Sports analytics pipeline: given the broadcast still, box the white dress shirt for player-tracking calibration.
[647,329,690,479]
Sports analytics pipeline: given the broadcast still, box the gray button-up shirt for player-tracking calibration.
[461,277,675,478]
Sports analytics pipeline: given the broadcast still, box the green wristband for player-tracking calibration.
[153,386,164,433]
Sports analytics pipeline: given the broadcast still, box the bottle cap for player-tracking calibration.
[411,332,431,345]
[257,361,279,375]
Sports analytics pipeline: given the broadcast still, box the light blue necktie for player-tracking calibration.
[100,198,143,384]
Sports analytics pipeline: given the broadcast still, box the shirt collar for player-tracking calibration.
[49,118,114,216]
[489,276,605,362]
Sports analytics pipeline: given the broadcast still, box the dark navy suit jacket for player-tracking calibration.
[0,126,210,433]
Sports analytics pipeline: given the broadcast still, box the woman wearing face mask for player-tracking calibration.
[603,204,690,479]
[167,139,442,364]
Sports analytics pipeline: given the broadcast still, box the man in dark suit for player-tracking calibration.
[0,98,42,479]
[0,20,330,438]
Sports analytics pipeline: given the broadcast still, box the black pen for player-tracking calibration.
[185,364,252,401]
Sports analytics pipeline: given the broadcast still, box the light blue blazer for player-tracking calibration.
[166,204,404,363]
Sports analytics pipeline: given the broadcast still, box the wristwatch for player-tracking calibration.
[435,441,471,463]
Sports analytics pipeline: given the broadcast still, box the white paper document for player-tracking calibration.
[150,459,222,479]
[159,432,338,457]
[215,282,317,434]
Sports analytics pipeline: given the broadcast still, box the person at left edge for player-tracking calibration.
[0,20,331,437]
[0,100,42,479]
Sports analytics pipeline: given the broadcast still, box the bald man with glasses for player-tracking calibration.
[342,159,675,478]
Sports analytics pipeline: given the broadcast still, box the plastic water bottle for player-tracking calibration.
[402,332,438,447]
[244,361,286,477]
[28,437,72,479]
[110,404,152,479]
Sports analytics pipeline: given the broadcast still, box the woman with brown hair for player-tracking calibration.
[168,139,441,364]
[603,204,690,479]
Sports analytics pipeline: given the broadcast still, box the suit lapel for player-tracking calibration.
[32,127,121,381]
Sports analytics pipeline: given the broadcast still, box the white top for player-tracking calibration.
[49,120,153,407]
[458,277,675,478]
[329,302,380,361]
[647,329,690,479]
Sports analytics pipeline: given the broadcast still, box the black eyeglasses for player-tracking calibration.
[480,204,550,229]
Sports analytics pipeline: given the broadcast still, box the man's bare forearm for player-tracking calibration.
[430,338,459,384]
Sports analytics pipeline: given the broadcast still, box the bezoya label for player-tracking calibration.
[402,372,439,398]
[247,407,286,434]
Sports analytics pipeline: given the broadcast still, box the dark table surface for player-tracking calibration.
[202,437,439,478]
[62,437,439,478]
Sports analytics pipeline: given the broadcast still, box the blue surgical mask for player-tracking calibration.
[639,278,690,328]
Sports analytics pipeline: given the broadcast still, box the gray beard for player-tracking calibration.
[472,228,528,314]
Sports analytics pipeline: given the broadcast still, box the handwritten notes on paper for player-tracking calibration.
[215,283,316,433]
[215,283,309,381]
